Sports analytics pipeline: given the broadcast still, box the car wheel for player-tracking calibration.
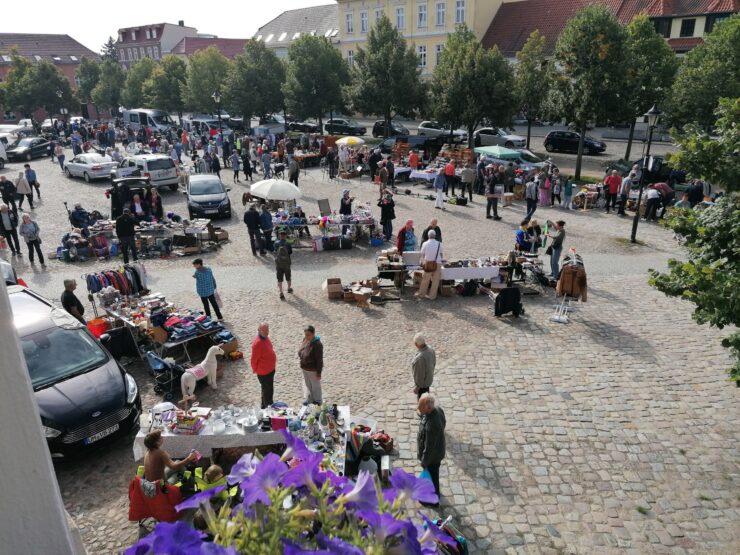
[26,152,33,161]
[586,148,595,155]
[84,172,91,183]
[169,184,178,191]
[64,167,72,178]
[544,143,554,152]
[0,159,4,170]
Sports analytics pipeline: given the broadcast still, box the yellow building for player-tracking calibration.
[336,0,512,76]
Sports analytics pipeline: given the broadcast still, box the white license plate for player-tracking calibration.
[84,423,119,444]
[205,209,219,214]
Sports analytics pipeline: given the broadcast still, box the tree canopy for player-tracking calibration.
[1,53,74,117]
[431,26,514,149]
[514,30,552,149]
[75,56,100,105]
[92,60,126,112]
[101,37,118,62]
[182,46,232,114]
[144,55,187,118]
[223,41,285,120]
[122,57,156,108]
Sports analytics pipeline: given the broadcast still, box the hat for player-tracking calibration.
[279,229,287,236]
[123,208,131,214]
[304,325,315,333]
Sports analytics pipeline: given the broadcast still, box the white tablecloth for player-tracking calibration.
[409,170,438,182]
[394,167,413,177]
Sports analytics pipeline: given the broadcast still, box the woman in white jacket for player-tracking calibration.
[14,172,33,210]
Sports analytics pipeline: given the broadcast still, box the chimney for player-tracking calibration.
[178,20,184,27]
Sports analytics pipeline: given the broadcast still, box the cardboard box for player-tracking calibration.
[440,285,455,297]
[323,278,344,299]
[181,246,201,255]
[343,291,356,302]
[220,338,239,354]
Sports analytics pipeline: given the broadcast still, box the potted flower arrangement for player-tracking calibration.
[126,430,456,554]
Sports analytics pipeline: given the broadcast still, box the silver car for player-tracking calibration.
[64,154,118,182]
[417,120,467,142]
[474,127,526,148]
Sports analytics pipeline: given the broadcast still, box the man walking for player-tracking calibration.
[0,176,18,214]
[433,168,446,210]
[417,395,446,505]
[298,325,323,405]
[61,279,85,324]
[288,158,300,187]
[525,177,538,219]
[460,163,475,202]
[24,164,41,200]
[251,323,276,409]
[412,333,436,399]
[0,204,21,255]
[261,149,272,178]
[274,230,293,300]
[604,170,621,214]
[618,172,633,216]
[192,258,223,320]
[115,208,138,264]
[243,204,263,257]
[260,204,273,254]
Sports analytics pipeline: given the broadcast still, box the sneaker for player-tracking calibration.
[486,215,493,219]
[494,216,502,220]
[280,293,285,300]
[287,288,293,293]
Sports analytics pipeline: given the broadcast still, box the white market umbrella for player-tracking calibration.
[335,136,365,146]
[250,179,303,201]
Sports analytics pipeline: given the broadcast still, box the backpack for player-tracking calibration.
[275,242,291,268]
[494,287,524,317]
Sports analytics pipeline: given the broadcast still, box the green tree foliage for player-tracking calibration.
[92,60,126,112]
[551,5,627,179]
[349,15,425,130]
[101,37,118,62]
[431,25,514,149]
[668,97,739,192]
[622,15,678,160]
[223,41,285,120]
[284,35,348,127]
[669,15,740,128]
[649,193,740,383]
[1,52,33,115]
[75,56,100,104]
[182,46,232,114]
[122,57,156,108]
[514,31,552,149]
[144,55,187,120]
[2,53,74,116]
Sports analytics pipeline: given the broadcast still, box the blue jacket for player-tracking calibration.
[433,171,445,191]
[259,210,273,230]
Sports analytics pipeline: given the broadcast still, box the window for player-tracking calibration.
[152,28,157,39]
[652,18,671,38]
[52,56,61,61]
[265,34,274,43]
[3,111,17,121]
[375,8,384,22]
[346,13,354,34]
[293,32,301,39]
[396,7,405,29]
[705,14,729,34]
[74,75,81,88]
[34,55,42,61]
[131,30,136,40]
[436,2,446,26]
[279,32,288,41]
[70,55,78,61]
[436,44,444,65]
[133,48,139,60]
[418,45,427,68]
[140,47,146,57]
[147,46,153,58]
[680,18,696,37]
[118,33,123,42]
[119,50,124,61]
[455,0,465,24]
[145,29,151,39]
[418,5,427,28]
[153,46,159,59]
[360,11,368,33]
[2,55,11,62]
[347,49,354,67]
[127,48,133,61]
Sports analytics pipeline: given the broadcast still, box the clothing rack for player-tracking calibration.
[83,262,148,295]
[550,248,584,324]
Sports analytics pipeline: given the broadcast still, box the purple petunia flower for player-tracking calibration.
[241,452,288,507]
[315,533,365,555]
[175,485,227,511]
[356,510,407,543]
[139,521,205,555]
[338,470,378,513]
[418,511,457,548]
[124,536,153,555]
[389,469,438,504]
[200,543,239,555]
[395,520,424,555]
[282,539,333,555]
[227,453,259,486]
[279,429,312,462]
[281,451,325,489]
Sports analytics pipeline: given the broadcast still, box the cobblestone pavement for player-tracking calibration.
[2,148,738,554]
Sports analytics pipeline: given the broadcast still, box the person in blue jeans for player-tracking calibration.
[547,220,566,278]
[259,204,274,253]
[192,258,223,320]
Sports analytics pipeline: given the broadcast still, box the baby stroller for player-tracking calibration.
[146,351,186,401]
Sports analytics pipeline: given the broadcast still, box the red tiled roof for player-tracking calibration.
[0,33,99,63]
[170,37,249,59]
[482,0,738,56]
[667,36,705,49]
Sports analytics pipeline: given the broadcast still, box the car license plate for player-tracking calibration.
[205,209,218,214]
[84,423,119,444]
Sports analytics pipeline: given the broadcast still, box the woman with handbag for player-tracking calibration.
[484,165,502,220]
[18,213,44,264]
[417,230,443,300]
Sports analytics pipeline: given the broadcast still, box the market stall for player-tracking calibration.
[271,204,378,251]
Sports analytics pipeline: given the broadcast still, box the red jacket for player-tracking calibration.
[251,335,276,376]
[444,163,455,177]
[604,175,621,194]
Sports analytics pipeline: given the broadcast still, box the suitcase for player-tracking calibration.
[455,196,468,206]
[494,287,523,317]
[340,237,353,249]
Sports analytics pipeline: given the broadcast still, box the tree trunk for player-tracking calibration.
[386,112,392,139]
[468,124,475,151]
[526,118,532,150]
[624,119,636,161]
[575,124,586,181]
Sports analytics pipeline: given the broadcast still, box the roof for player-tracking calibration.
[667,36,705,49]
[254,4,338,47]
[0,33,99,64]
[170,37,249,59]
[117,22,196,33]
[482,0,739,57]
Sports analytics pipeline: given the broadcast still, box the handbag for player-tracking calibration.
[545,246,553,256]
[423,243,441,273]
[214,290,223,308]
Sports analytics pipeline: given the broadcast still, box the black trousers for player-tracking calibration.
[2,196,17,213]
[416,386,430,400]
[17,193,33,209]
[262,228,273,253]
[526,199,537,219]
[119,236,137,264]
[644,198,660,221]
[486,197,499,218]
[425,462,441,497]
[617,194,628,215]
[26,239,44,263]
[461,182,473,201]
[247,228,262,255]
[605,192,618,212]
[29,180,41,199]
[257,370,275,409]
[444,175,456,196]
[2,229,21,253]
[200,294,223,319]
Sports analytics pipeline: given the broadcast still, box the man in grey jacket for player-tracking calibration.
[412,333,436,399]
[417,394,446,505]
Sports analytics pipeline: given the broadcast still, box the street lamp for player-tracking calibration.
[211,90,224,145]
[56,90,68,123]
[630,104,662,243]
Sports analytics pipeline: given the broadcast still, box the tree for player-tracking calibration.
[3,54,74,117]
[669,15,739,128]
[223,41,285,121]
[349,15,425,133]
[92,60,126,113]
[101,37,118,62]
[621,15,678,160]
[667,97,739,192]
[649,193,740,384]
[122,57,156,108]
[1,51,34,116]
[284,35,349,128]
[75,56,100,105]
[144,55,187,121]
[550,5,628,179]
[514,31,552,149]
[182,46,231,114]
[431,25,515,149]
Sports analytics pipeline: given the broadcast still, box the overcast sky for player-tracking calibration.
[3,0,329,53]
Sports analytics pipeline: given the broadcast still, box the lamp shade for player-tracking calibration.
[211,90,221,103]
[645,104,662,127]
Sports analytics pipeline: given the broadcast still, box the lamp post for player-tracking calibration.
[211,90,223,146]
[630,104,662,243]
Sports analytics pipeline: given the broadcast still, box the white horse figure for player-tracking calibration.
[180,345,224,402]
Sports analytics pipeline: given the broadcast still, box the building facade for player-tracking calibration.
[254,4,339,59]
[170,37,250,62]
[336,0,506,75]
[115,21,198,68]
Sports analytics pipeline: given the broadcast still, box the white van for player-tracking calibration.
[182,115,233,138]
[110,154,179,190]
[122,109,176,134]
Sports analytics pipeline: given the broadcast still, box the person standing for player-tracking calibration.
[298,325,323,405]
[0,204,21,255]
[61,279,85,324]
[460,163,475,202]
[115,208,138,264]
[14,172,33,210]
[603,170,621,214]
[274,230,293,300]
[18,213,44,264]
[288,158,300,187]
[261,149,273,178]
[327,147,338,180]
[412,333,436,399]
[210,153,222,179]
[562,176,574,210]
[259,204,273,254]
[417,229,443,300]
[484,165,502,220]
[396,220,417,254]
[644,184,661,221]
[251,323,277,409]
[0,176,18,214]
[192,258,223,320]
[24,164,41,200]
[230,150,241,183]
[378,162,389,198]
[617,172,633,216]
[525,177,538,219]
[243,204,263,257]
[377,192,396,242]
[417,395,446,504]
[547,220,566,279]
[339,189,353,236]
[386,158,395,188]
[443,160,456,196]
[421,218,442,243]
[433,168,446,210]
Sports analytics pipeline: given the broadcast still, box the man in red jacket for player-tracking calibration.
[603,170,622,214]
[251,322,277,408]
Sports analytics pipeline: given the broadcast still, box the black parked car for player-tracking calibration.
[325,118,366,136]
[9,286,141,458]
[372,120,410,138]
[288,120,321,133]
[543,131,606,155]
[185,174,232,219]
[6,136,51,161]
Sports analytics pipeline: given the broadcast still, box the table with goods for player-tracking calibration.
[271,205,380,251]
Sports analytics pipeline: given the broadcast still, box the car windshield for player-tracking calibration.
[191,180,223,195]
[83,156,111,164]
[16,138,34,147]
[518,150,543,163]
[147,159,175,171]
[22,327,108,390]
[152,114,174,125]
